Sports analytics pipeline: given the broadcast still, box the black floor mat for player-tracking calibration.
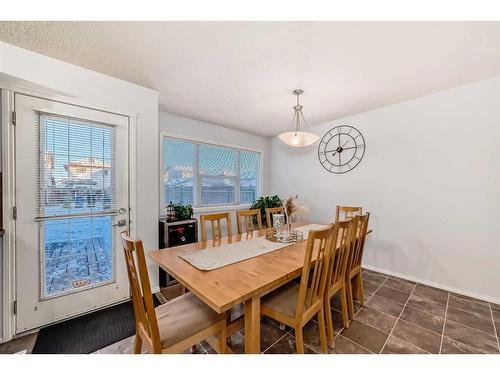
[32,296,161,354]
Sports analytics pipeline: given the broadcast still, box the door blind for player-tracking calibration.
[35,111,118,220]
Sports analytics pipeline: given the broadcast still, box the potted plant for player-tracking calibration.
[173,203,194,221]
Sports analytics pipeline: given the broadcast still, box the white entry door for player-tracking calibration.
[15,94,130,333]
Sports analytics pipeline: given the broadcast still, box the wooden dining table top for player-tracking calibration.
[148,223,318,314]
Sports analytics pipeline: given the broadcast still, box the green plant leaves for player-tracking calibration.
[173,203,193,220]
[250,195,283,225]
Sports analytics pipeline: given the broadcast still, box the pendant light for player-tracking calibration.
[278,89,319,148]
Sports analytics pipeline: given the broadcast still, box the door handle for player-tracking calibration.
[112,219,127,227]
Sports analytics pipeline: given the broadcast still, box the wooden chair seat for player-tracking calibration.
[261,283,300,320]
[156,292,225,349]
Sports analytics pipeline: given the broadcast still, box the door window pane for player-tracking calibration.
[43,216,113,297]
[40,116,115,218]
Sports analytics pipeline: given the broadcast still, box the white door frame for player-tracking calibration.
[0,85,138,343]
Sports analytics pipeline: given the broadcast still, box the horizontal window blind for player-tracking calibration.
[36,112,118,220]
[162,137,261,208]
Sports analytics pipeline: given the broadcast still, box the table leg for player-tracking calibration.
[244,296,261,354]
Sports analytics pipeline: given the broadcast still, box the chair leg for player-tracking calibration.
[324,297,335,349]
[340,286,350,328]
[317,309,328,354]
[225,312,232,344]
[351,275,359,300]
[219,325,227,354]
[357,272,365,305]
[346,279,355,320]
[295,327,304,354]
[134,334,142,354]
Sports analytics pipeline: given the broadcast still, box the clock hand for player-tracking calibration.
[325,145,357,156]
[340,139,352,149]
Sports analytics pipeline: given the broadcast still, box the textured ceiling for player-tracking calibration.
[0,21,499,136]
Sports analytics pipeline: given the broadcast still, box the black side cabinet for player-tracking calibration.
[158,218,198,287]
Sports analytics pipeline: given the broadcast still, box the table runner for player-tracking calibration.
[179,223,327,271]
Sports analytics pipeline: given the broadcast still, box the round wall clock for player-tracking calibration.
[317,125,366,174]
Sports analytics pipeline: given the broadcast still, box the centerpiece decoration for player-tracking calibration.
[266,194,309,243]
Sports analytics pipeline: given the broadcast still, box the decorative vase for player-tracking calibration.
[273,213,285,240]
[283,211,293,240]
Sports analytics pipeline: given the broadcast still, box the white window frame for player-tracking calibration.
[159,132,263,213]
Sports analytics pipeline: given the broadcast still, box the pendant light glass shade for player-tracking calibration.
[278,89,319,148]
[278,131,320,147]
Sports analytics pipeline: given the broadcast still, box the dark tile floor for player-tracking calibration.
[2,269,500,354]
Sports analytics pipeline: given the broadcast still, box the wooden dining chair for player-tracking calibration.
[265,207,284,228]
[120,231,227,354]
[334,206,362,222]
[200,212,232,241]
[345,213,370,320]
[260,225,335,353]
[324,219,356,348]
[236,208,262,234]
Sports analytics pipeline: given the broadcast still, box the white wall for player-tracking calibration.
[270,76,500,303]
[0,42,159,340]
[159,111,271,235]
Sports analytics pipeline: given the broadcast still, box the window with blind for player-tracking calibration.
[37,112,117,297]
[162,137,261,208]
[38,113,117,219]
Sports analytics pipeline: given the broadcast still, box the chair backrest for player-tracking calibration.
[326,220,356,290]
[295,225,335,319]
[335,206,362,222]
[200,212,232,241]
[236,209,262,234]
[120,231,161,352]
[265,207,284,228]
[347,213,370,272]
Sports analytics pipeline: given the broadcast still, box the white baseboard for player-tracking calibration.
[362,264,500,305]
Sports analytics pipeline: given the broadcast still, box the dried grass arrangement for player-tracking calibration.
[282,194,309,223]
